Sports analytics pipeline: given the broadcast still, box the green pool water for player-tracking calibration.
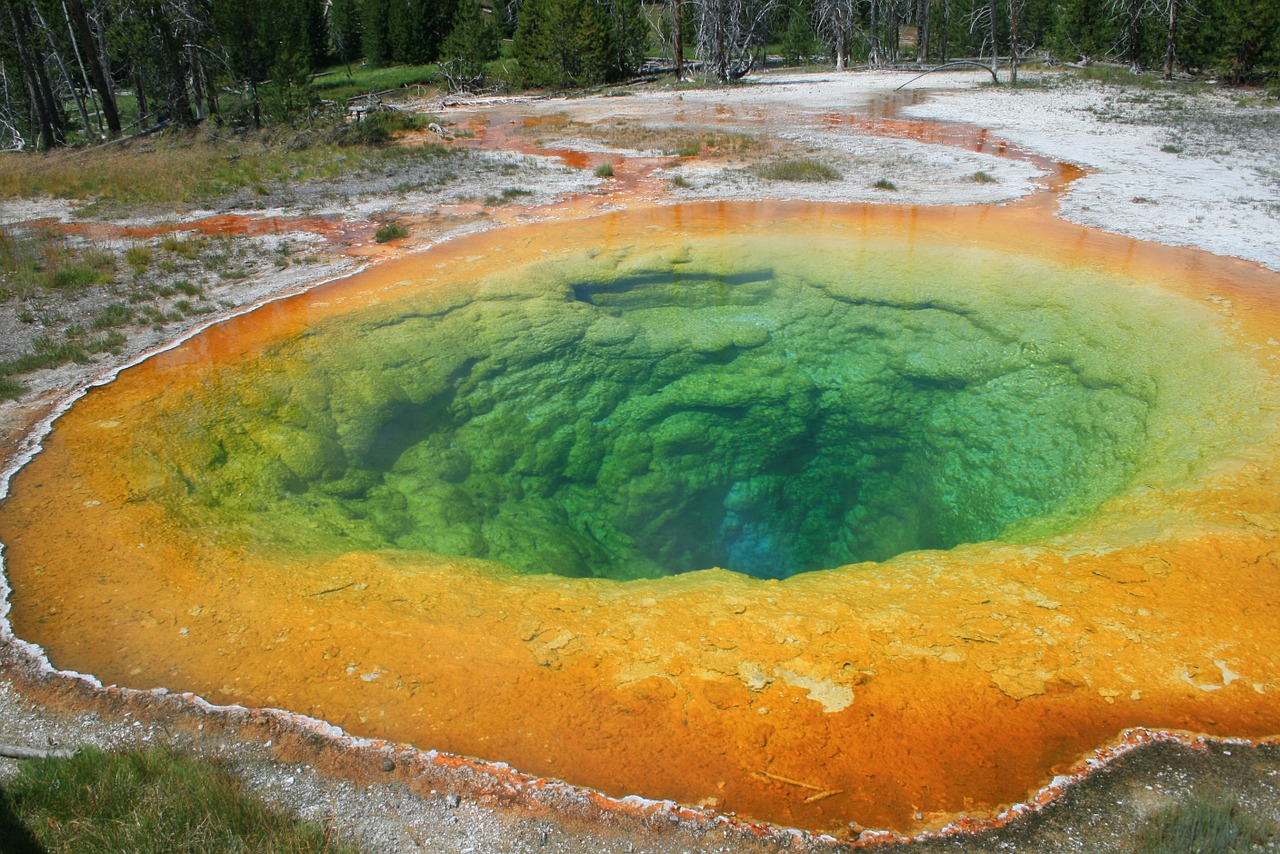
[134,234,1249,581]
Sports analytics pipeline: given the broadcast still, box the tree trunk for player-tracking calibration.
[869,0,880,66]
[146,3,196,125]
[34,3,94,140]
[6,0,66,148]
[917,0,930,62]
[673,0,683,79]
[985,0,998,72]
[1008,0,1018,84]
[64,0,120,135]
[1125,0,1142,72]
[1163,0,1178,79]
[134,69,149,123]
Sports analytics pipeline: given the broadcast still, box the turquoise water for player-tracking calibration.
[133,234,1247,581]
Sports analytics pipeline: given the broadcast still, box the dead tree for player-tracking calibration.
[693,0,778,80]
[814,0,856,69]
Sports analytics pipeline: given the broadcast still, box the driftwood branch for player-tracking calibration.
[0,743,81,760]
[895,60,1000,90]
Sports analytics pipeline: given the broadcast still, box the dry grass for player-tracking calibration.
[0,131,448,210]
[755,158,841,182]
[568,121,759,157]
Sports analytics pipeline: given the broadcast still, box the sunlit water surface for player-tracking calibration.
[4,201,1280,834]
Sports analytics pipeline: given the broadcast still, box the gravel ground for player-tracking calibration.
[1,68,1279,852]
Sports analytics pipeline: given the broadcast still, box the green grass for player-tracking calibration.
[595,162,615,178]
[754,159,841,182]
[0,225,115,299]
[971,170,998,183]
[483,187,533,205]
[312,63,443,103]
[1134,796,1276,853]
[671,175,692,188]
[872,178,898,191]
[92,302,135,329]
[375,223,408,243]
[0,747,356,852]
[1161,143,1185,153]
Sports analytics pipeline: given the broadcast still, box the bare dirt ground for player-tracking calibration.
[1,68,1279,851]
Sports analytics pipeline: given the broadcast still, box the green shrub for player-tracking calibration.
[92,302,134,329]
[0,747,354,853]
[872,178,898,191]
[595,162,614,178]
[375,223,408,242]
[971,171,997,183]
[755,159,840,182]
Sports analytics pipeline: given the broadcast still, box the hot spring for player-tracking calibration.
[4,202,1280,834]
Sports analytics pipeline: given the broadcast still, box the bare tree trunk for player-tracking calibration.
[674,0,684,79]
[64,0,120,135]
[1163,0,1178,78]
[1008,0,1018,84]
[916,0,930,62]
[7,0,66,148]
[985,0,998,73]
[835,26,845,69]
[33,3,95,139]
[869,0,881,65]
[940,0,949,61]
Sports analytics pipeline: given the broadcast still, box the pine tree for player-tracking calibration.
[362,0,393,63]
[516,0,616,87]
[441,0,500,87]
[781,1,820,65]
[330,0,365,66]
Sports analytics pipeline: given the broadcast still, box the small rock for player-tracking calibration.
[445,793,461,808]
[380,757,395,772]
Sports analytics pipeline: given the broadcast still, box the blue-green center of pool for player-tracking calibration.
[139,236,1246,581]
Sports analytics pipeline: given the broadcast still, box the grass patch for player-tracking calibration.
[0,747,354,852]
[1075,65,1160,88]
[971,170,998,183]
[92,302,134,329]
[375,223,408,243]
[484,187,533,205]
[0,225,115,298]
[595,162,615,178]
[755,159,841,182]
[0,376,28,400]
[872,178,898,191]
[124,246,152,271]
[1161,143,1184,153]
[312,63,443,103]
[1134,796,1276,853]
[571,121,757,158]
[0,131,454,210]
[671,175,692,188]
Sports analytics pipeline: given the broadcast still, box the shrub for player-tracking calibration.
[754,159,840,182]
[872,178,898,191]
[971,171,997,183]
[375,223,408,242]
[595,162,615,178]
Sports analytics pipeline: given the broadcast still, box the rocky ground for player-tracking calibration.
[1,67,1279,851]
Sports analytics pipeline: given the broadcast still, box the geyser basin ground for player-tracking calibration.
[4,201,1280,835]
